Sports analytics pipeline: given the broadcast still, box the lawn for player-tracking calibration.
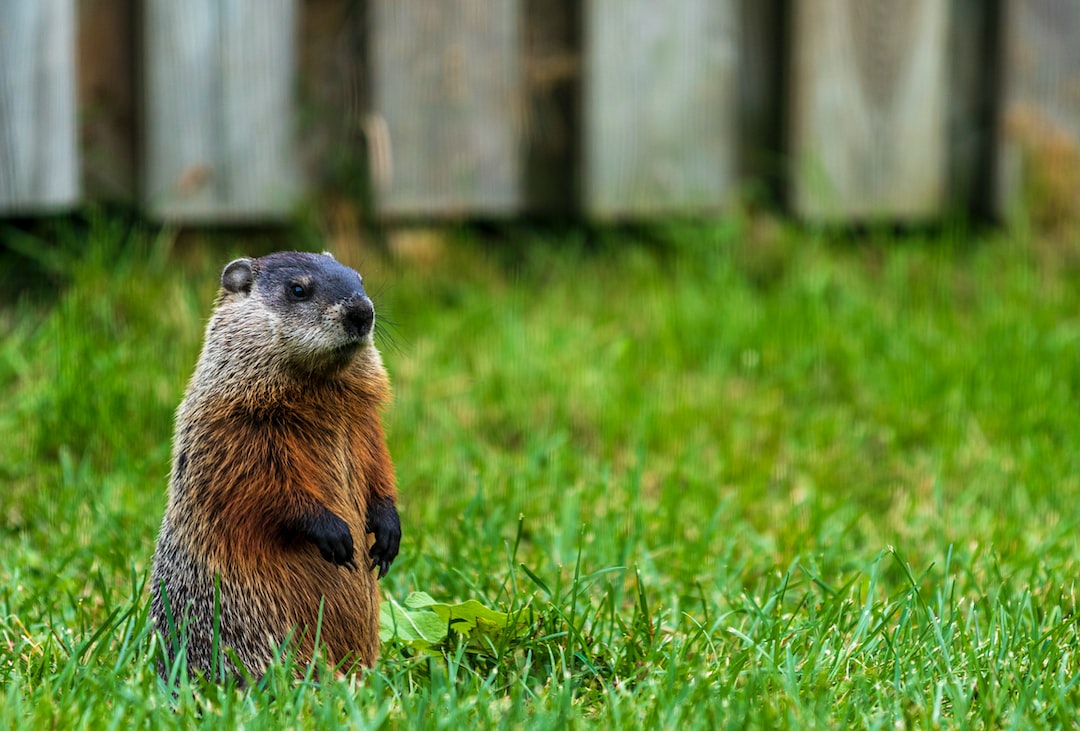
[2,213,1080,728]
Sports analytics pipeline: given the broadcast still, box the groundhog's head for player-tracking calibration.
[218,251,376,373]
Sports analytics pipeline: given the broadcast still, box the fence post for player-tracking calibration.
[791,0,949,221]
[143,0,300,221]
[370,0,523,218]
[0,0,79,213]
[583,0,739,217]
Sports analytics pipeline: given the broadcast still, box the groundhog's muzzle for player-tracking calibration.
[343,295,375,340]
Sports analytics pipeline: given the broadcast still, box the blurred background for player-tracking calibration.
[1,0,1075,229]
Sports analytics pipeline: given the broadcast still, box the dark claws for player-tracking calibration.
[366,498,401,580]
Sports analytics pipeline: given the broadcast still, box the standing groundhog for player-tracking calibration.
[151,251,400,681]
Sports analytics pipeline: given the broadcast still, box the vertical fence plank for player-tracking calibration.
[144,0,299,221]
[999,0,1080,223]
[791,0,948,221]
[371,0,522,218]
[0,0,79,213]
[583,0,738,217]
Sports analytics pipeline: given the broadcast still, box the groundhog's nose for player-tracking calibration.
[343,295,375,338]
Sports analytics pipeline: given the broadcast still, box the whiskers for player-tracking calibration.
[367,277,407,356]
[373,312,407,356]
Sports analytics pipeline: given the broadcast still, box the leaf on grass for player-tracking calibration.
[378,595,448,649]
[380,592,529,652]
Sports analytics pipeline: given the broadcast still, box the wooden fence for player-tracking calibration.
[0,0,1076,223]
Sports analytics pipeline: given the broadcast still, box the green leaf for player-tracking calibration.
[380,592,530,652]
[379,595,449,649]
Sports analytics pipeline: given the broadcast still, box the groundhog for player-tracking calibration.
[150,251,400,681]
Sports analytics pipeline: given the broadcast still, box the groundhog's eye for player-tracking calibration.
[288,282,310,301]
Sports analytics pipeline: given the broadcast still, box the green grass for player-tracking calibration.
[3,213,1080,727]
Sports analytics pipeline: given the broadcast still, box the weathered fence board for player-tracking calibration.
[791,0,949,221]
[998,0,1080,223]
[583,0,738,217]
[0,0,79,213]
[371,0,522,217]
[143,0,300,221]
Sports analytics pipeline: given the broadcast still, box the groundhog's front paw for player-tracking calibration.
[366,498,401,579]
[305,509,357,570]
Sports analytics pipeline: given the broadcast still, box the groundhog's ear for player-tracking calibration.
[221,258,254,294]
